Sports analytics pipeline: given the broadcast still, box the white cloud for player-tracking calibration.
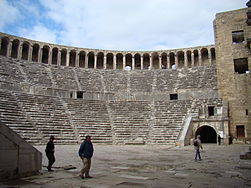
[6,0,247,50]
[0,0,20,30]
[19,24,58,44]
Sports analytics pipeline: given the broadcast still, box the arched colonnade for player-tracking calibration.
[0,35,216,70]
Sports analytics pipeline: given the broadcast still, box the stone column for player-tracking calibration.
[191,52,194,67]
[167,55,170,69]
[48,49,52,65]
[18,43,23,59]
[149,55,152,70]
[57,50,61,65]
[28,46,32,62]
[113,55,116,70]
[76,51,80,67]
[140,56,143,70]
[159,55,162,69]
[104,54,107,69]
[132,56,135,70]
[198,50,202,66]
[85,53,88,68]
[123,55,126,70]
[184,51,188,67]
[175,53,178,68]
[7,41,12,57]
[208,49,212,65]
[38,47,42,63]
[94,54,97,69]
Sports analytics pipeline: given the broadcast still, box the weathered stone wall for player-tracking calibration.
[214,8,251,142]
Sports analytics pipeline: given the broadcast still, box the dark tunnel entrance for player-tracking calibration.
[195,125,217,143]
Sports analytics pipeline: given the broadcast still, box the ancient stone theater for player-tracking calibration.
[0,4,250,149]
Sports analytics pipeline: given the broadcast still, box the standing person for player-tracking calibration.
[45,136,55,172]
[218,134,221,145]
[193,135,203,161]
[79,135,94,179]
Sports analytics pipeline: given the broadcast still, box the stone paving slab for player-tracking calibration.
[1,144,251,188]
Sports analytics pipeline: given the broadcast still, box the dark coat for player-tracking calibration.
[78,140,94,158]
[45,140,55,153]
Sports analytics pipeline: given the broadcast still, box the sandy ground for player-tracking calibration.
[1,144,251,188]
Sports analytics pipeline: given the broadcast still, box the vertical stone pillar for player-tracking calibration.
[7,41,12,57]
[140,56,143,70]
[85,53,88,68]
[48,48,52,65]
[191,52,194,67]
[175,53,178,68]
[113,55,116,70]
[76,51,80,67]
[149,55,152,70]
[132,56,135,70]
[104,54,107,69]
[18,43,23,59]
[198,49,202,66]
[184,51,188,67]
[38,47,42,63]
[28,45,32,62]
[208,49,212,65]
[57,50,61,65]
[167,55,170,69]
[66,50,70,66]
[159,55,162,69]
[123,55,126,70]
[94,54,97,69]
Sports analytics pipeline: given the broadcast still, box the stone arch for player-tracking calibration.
[152,52,159,70]
[143,53,150,69]
[21,41,30,60]
[97,52,104,69]
[210,48,216,64]
[177,51,184,68]
[79,51,86,68]
[52,47,58,65]
[69,50,76,67]
[201,48,209,66]
[195,125,217,143]
[169,52,175,69]
[42,45,50,64]
[193,49,199,66]
[0,37,9,56]
[106,53,113,69]
[186,51,192,68]
[11,39,20,58]
[125,53,132,69]
[116,53,123,70]
[32,44,40,62]
[134,53,141,70]
[88,52,94,68]
[61,48,67,66]
[161,53,167,69]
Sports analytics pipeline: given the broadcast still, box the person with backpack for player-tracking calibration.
[194,135,203,161]
[78,135,94,179]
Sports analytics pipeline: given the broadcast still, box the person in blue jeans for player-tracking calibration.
[78,135,94,179]
[194,135,203,161]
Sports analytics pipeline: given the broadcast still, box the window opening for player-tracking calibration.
[208,106,215,116]
[77,91,83,99]
[236,125,245,138]
[234,58,249,74]
[232,30,244,43]
[170,94,178,100]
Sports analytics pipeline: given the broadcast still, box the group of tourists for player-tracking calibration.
[45,135,94,179]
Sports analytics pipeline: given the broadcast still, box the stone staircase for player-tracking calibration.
[0,90,41,143]
[108,101,152,144]
[14,92,78,144]
[150,100,192,144]
[64,99,112,144]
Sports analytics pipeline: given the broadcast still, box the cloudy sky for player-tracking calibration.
[0,0,247,51]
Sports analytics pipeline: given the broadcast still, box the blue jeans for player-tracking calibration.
[195,149,201,160]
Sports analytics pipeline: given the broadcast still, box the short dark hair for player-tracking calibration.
[85,135,91,139]
[50,136,55,140]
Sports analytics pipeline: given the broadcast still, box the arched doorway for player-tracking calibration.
[195,126,217,143]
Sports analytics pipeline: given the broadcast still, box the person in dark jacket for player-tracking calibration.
[45,136,55,172]
[78,135,94,179]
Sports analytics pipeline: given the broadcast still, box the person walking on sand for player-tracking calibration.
[45,136,55,171]
[193,135,203,161]
[78,135,94,179]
